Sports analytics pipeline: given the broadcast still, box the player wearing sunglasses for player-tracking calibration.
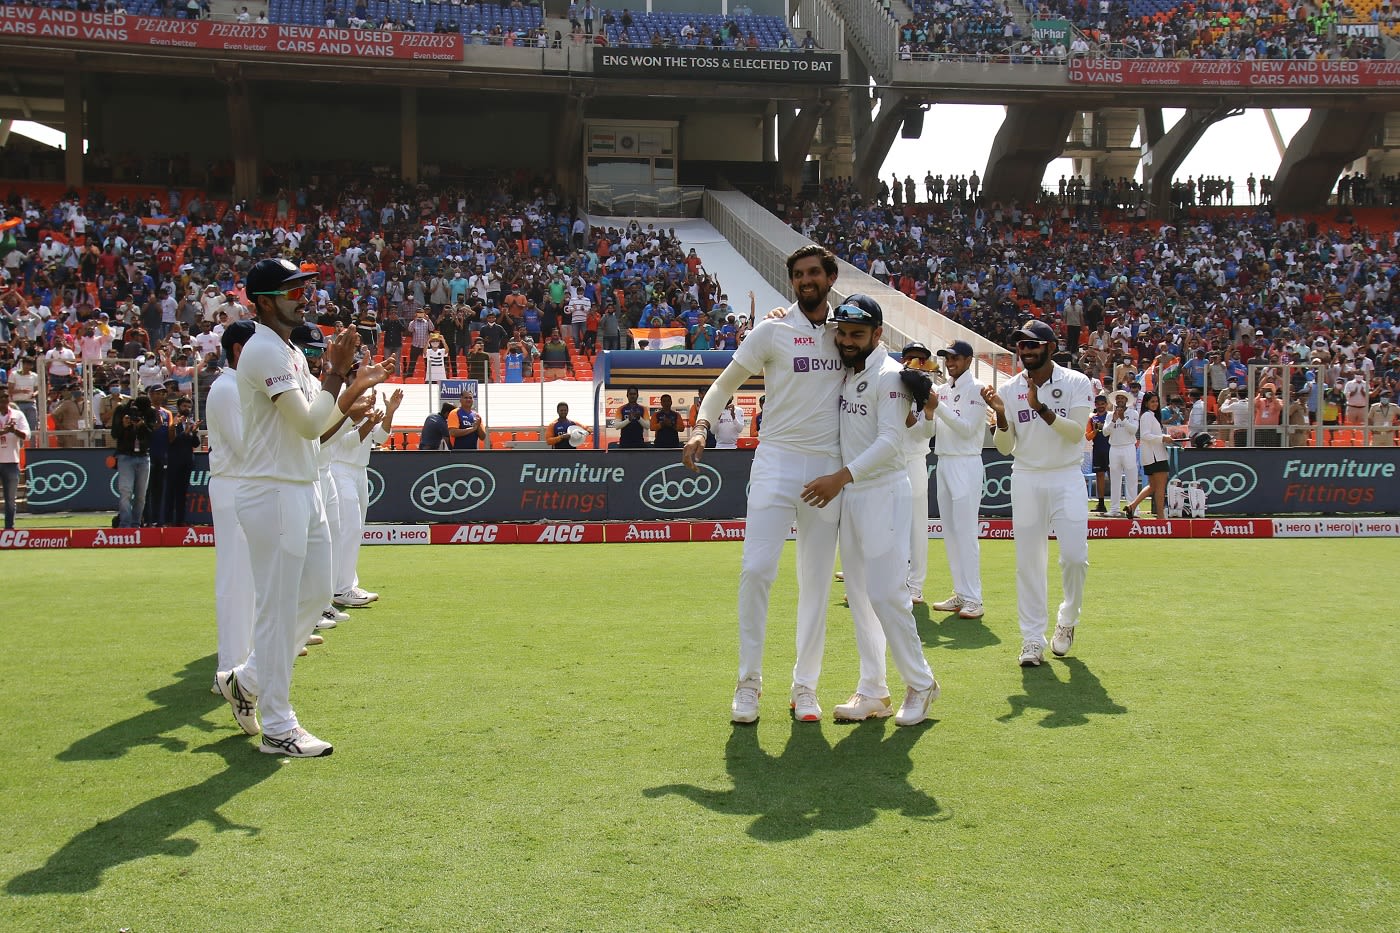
[981,320,1094,668]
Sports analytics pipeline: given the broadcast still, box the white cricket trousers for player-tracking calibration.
[329,462,367,596]
[1108,444,1138,512]
[842,476,936,698]
[905,454,931,594]
[935,454,984,605]
[319,468,342,596]
[737,445,841,691]
[209,475,253,672]
[232,480,333,737]
[1010,466,1089,647]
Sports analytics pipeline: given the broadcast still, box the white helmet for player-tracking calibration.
[567,425,589,448]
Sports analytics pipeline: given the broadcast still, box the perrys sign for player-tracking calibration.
[0,8,463,61]
[1067,58,1400,88]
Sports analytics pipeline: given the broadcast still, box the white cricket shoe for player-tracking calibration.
[958,601,985,619]
[316,609,339,630]
[931,594,964,612]
[731,684,761,724]
[894,681,940,727]
[834,571,845,581]
[1051,623,1076,657]
[325,607,350,623]
[790,685,822,722]
[333,590,373,608]
[833,693,893,722]
[350,586,379,603]
[908,587,925,605]
[259,727,333,758]
[305,633,324,646]
[216,670,260,736]
[1019,640,1044,668]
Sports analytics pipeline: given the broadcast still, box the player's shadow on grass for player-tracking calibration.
[999,657,1127,728]
[56,654,224,761]
[915,603,1001,651]
[643,720,946,841]
[7,735,280,895]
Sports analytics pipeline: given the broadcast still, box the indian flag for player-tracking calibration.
[630,328,687,350]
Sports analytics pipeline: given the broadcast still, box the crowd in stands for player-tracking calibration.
[752,174,1400,440]
[900,1,1030,59]
[1034,0,1389,60]
[583,9,803,51]
[0,171,757,448]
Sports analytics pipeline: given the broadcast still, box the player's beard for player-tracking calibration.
[838,337,876,371]
[273,295,305,330]
[1019,343,1051,377]
[796,281,828,316]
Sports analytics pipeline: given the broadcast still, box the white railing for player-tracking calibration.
[702,189,1016,386]
[824,0,897,82]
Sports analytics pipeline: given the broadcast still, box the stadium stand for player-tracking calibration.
[747,177,1400,444]
[595,10,797,50]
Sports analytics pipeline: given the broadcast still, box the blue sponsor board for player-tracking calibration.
[24,447,1400,521]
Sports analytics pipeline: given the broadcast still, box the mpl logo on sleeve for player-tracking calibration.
[1174,460,1259,509]
[410,463,495,516]
[639,463,721,514]
[25,459,88,507]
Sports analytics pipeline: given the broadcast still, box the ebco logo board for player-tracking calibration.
[639,463,721,514]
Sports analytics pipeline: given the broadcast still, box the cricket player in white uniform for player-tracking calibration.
[684,245,845,724]
[215,259,390,758]
[801,296,939,727]
[926,340,988,619]
[206,320,256,677]
[983,320,1095,667]
[1105,389,1140,516]
[898,342,938,604]
[329,388,401,602]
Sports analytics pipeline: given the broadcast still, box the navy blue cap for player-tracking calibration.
[829,293,883,328]
[1013,320,1057,344]
[937,340,975,358]
[289,324,327,350]
[901,341,931,360]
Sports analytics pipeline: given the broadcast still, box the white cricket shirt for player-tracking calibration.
[837,345,910,485]
[729,308,842,455]
[236,324,322,484]
[932,369,988,457]
[995,364,1095,472]
[0,406,30,464]
[205,372,247,478]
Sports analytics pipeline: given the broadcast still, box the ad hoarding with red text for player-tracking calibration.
[1067,58,1400,88]
[0,8,463,60]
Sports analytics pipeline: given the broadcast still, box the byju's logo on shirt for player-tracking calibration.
[793,357,841,373]
[266,373,296,388]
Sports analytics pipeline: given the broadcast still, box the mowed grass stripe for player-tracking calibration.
[0,540,1395,932]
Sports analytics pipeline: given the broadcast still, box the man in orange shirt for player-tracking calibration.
[1253,382,1283,447]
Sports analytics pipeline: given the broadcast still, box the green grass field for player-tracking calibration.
[1,540,1396,932]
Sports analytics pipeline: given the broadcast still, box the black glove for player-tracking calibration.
[900,367,932,409]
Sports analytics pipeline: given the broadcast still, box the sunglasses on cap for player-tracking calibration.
[298,345,324,359]
[252,284,310,300]
[830,303,878,324]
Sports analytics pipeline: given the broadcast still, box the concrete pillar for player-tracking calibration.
[982,104,1075,205]
[0,119,12,148]
[226,79,258,201]
[551,95,584,201]
[1272,109,1383,212]
[63,72,83,189]
[400,86,418,185]
[851,90,905,199]
[779,99,825,194]
[762,101,778,164]
[1141,106,1239,215]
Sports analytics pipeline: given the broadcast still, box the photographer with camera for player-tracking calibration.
[110,392,156,528]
